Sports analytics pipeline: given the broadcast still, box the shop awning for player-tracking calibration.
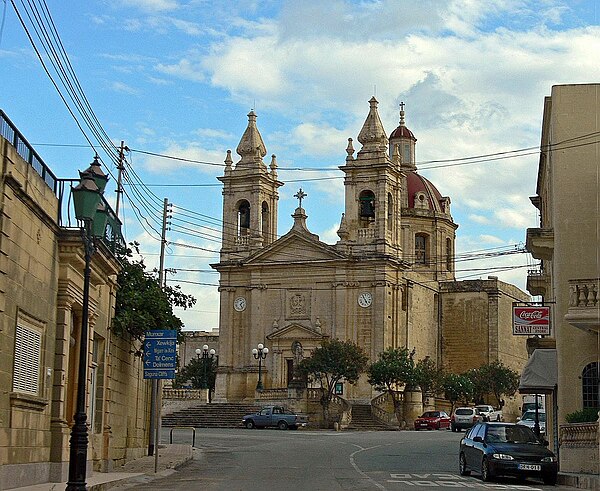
[519,349,557,394]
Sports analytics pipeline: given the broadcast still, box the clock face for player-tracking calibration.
[234,297,247,312]
[358,292,373,308]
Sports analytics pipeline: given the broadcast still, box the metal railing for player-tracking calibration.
[1,110,58,194]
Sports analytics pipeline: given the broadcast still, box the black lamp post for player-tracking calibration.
[66,158,108,491]
[252,343,269,391]
[195,344,216,390]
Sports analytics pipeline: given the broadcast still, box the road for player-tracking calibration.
[115,427,577,491]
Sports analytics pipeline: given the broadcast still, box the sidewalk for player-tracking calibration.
[11,444,193,491]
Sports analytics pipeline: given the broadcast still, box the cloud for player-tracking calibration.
[155,58,206,82]
[469,214,491,225]
[141,142,227,174]
[120,0,179,12]
[479,234,505,245]
[110,81,141,95]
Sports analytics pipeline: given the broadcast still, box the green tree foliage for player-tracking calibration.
[174,357,217,390]
[441,373,474,413]
[112,243,196,342]
[465,362,520,407]
[414,356,443,395]
[367,347,417,424]
[298,339,368,426]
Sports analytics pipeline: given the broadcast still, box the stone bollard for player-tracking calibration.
[334,422,339,431]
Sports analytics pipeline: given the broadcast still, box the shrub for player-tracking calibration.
[565,408,599,423]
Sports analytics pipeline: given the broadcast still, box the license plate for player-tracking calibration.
[518,464,541,471]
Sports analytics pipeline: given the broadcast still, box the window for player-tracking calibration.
[387,193,393,231]
[13,324,42,395]
[359,190,375,219]
[415,234,428,264]
[261,201,269,239]
[403,143,410,164]
[582,362,599,409]
[446,238,453,271]
[238,200,250,235]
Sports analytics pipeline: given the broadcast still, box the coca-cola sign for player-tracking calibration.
[512,306,551,335]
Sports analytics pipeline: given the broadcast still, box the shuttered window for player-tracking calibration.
[12,324,42,395]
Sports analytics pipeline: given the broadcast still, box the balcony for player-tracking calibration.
[526,268,550,297]
[525,227,554,260]
[564,278,600,333]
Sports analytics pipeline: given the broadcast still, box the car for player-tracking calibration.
[451,407,483,432]
[242,405,308,430]
[414,411,451,430]
[517,409,546,434]
[459,422,558,485]
[475,404,503,422]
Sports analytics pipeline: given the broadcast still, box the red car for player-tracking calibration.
[414,411,451,430]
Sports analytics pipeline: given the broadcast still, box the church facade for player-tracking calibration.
[212,98,529,407]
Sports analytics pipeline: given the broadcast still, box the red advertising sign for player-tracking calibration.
[512,306,551,335]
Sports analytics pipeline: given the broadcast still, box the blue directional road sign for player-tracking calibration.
[143,330,177,379]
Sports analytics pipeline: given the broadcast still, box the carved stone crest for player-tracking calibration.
[286,291,310,319]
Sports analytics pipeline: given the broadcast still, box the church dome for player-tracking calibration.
[389,124,417,141]
[406,171,445,212]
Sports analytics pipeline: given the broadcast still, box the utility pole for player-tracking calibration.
[115,141,127,219]
[148,198,171,459]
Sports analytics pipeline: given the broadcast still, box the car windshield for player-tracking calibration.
[421,412,438,418]
[476,406,490,412]
[485,425,539,444]
[522,411,546,422]
[455,409,473,415]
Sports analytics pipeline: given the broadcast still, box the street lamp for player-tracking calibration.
[252,343,269,391]
[195,344,216,390]
[66,158,108,491]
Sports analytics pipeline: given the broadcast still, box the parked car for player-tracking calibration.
[517,409,546,434]
[242,405,308,430]
[459,422,558,485]
[451,407,483,432]
[414,411,451,430]
[475,404,503,422]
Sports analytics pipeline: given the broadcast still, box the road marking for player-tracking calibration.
[348,444,388,490]
[387,474,541,490]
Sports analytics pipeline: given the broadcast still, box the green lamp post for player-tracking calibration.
[66,165,105,491]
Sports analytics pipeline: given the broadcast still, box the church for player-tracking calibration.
[211,98,529,411]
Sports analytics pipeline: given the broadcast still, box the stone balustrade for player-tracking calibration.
[357,228,376,240]
[565,278,600,332]
[560,421,599,448]
[163,388,204,399]
[256,388,288,400]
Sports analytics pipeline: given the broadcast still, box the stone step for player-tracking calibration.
[162,403,260,428]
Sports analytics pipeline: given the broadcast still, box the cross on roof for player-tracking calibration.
[400,101,405,111]
[294,188,307,208]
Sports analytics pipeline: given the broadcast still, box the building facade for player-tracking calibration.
[212,99,530,410]
[0,111,151,488]
[525,84,600,475]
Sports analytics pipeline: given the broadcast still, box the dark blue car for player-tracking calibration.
[459,422,558,485]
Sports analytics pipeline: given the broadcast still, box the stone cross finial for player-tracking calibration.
[294,188,307,208]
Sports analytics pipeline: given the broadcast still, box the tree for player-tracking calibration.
[367,347,417,425]
[441,373,474,413]
[297,339,368,426]
[174,357,217,391]
[112,242,196,343]
[483,361,520,407]
[414,356,443,396]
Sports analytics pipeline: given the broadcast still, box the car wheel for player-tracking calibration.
[459,453,471,476]
[481,458,493,482]
[543,473,558,486]
[277,420,289,430]
[245,420,255,429]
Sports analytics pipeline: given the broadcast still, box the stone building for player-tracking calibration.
[525,84,599,476]
[0,111,151,488]
[212,98,530,411]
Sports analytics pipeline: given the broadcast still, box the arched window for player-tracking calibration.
[261,201,269,239]
[387,193,393,231]
[582,362,599,409]
[359,190,375,219]
[415,233,428,264]
[238,200,250,235]
[446,238,453,271]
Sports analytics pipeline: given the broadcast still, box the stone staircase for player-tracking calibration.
[162,403,260,428]
[347,403,392,431]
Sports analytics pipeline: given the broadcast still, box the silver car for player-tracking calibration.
[517,409,546,434]
[451,407,483,432]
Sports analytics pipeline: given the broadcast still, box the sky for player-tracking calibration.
[1,0,599,332]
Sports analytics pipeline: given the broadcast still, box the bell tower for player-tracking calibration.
[218,111,283,260]
[337,97,403,256]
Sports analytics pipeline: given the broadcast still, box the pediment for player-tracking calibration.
[266,323,327,341]
[246,232,345,265]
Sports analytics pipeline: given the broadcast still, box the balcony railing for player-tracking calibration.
[1,110,58,194]
[560,421,599,447]
[565,278,600,332]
